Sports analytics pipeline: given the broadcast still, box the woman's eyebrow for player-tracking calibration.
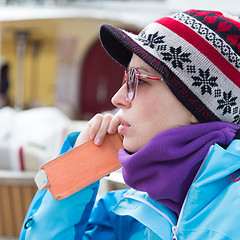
[127,65,151,74]
[137,67,151,74]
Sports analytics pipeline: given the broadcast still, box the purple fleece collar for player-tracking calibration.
[118,122,239,215]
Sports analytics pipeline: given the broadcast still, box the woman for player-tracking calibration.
[20,9,240,239]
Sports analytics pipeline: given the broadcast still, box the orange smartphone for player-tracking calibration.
[34,133,123,200]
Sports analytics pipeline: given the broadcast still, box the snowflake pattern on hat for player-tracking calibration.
[100,9,240,125]
[137,31,165,49]
[191,68,218,95]
[217,91,238,115]
[161,46,192,70]
[136,16,240,123]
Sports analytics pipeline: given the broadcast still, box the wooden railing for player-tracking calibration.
[0,171,37,238]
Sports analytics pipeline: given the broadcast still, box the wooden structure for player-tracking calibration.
[0,170,37,238]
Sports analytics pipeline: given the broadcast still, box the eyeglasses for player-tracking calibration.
[123,67,164,102]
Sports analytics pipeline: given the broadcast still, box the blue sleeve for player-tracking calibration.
[83,189,141,240]
[19,132,99,240]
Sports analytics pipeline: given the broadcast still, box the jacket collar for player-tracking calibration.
[112,188,177,238]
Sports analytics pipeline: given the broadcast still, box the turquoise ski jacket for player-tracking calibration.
[20,132,240,240]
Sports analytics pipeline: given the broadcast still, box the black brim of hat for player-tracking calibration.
[99,24,172,79]
[99,24,136,69]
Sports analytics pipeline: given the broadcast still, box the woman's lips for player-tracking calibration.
[118,116,130,135]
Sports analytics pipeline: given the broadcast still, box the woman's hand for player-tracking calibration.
[74,113,120,147]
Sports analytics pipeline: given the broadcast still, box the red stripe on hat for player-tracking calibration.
[156,17,240,88]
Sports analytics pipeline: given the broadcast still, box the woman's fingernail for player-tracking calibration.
[94,137,102,145]
[107,127,113,134]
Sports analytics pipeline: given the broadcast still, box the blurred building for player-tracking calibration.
[0,0,169,120]
[0,0,239,119]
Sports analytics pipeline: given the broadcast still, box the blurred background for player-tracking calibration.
[0,0,239,238]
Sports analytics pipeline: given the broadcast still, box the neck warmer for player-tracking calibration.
[118,122,239,215]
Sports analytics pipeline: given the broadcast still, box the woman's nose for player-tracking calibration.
[111,84,131,109]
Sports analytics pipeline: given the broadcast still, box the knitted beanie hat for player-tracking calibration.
[100,9,240,125]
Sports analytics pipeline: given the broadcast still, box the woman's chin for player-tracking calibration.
[123,138,141,153]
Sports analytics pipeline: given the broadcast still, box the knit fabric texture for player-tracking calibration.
[100,9,240,125]
[118,121,239,215]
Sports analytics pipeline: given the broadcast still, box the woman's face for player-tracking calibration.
[112,54,197,152]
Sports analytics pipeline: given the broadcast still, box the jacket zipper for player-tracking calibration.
[123,194,177,239]
[172,226,178,240]
[124,145,214,240]
[173,145,214,240]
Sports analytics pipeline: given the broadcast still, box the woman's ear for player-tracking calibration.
[190,114,199,124]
